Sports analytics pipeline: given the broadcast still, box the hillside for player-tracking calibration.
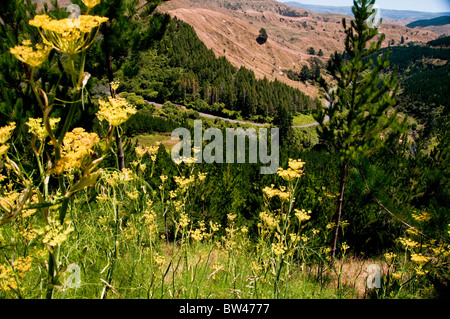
[158,0,438,97]
[406,16,450,28]
[284,1,450,25]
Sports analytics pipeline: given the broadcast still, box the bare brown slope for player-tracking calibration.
[158,0,438,97]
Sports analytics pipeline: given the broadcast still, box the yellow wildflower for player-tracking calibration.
[179,213,190,228]
[392,272,402,280]
[384,252,397,261]
[52,128,99,175]
[26,117,60,141]
[135,146,147,158]
[191,228,204,242]
[0,122,16,144]
[259,211,278,229]
[262,184,291,201]
[110,80,120,92]
[82,0,101,9]
[42,223,74,247]
[209,221,220,233]
[29,14,108,55]
[412,211,432,223]
[398,237,419,249]
[289,233,299,243]
[294,209,311,222]
[227,213,237,222]
[251,261,263,272]
[277,167,302,181]
[159,175,168,183]
[411,253,431,265]
[0,145,9,157]
[288,158,305,171]
[126,190,139,200]
[341,243,350,252]
[143,209,157,234]
[406,228,420,236]
[153,252,165,267]
[97,96,137,127]
[9,40,51,67]
[276,159,305,181]
[271,242,286,256]
[326,222,335,230]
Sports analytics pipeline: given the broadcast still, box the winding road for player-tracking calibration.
[145,100,330,128]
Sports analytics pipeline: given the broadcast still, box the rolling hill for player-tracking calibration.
[157,0,438,97]
[406,16,450,28]
[283,1,450,25]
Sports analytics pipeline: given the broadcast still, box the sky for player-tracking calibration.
[278,0,450,13]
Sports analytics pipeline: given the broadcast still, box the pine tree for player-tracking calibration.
[315,0,405,261]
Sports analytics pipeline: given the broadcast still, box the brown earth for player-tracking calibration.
[158,0,439,97]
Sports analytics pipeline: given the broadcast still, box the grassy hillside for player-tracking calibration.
[407,16,450,28]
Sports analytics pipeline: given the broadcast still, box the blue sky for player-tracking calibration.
[278,0,450,13]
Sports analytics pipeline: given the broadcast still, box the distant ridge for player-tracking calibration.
[407,16,450,28]
[283,1,450,22]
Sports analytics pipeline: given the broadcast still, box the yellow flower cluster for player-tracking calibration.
[271,242,286,256]
[399,237,419,249]
[110,81,120,92]
[411,253,431,265]
[0,122,15,157]
[143,209,158,235]
[41,223,74,247]
[153,252,166,267]
[198,172,207,181]
[276,159,305,181]
[191,228,204,242]
[294,209,311,222]
[103,168,134,187]
[0,256,33,291]
[52,128,99,175]
[9,40,52,67]
[262,184,291,201]
[174,175,195,190]
[179,213,190,228]
[82,0,101,9]
[259,211,278,229]
[135,145,159,162]
[341,243,350,252]
[384,252,397,261]
[29,14,108,55]
[190,221,208,242]
[26,117,60,141]
[209,220,221,233]
[412,211,432,223]
[97,96,137,127]
[126,190,139,200]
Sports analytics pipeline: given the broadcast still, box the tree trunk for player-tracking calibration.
[331,161,348,262]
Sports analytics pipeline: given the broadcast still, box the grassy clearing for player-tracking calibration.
[133,133,179,151]
[292,113,317,126]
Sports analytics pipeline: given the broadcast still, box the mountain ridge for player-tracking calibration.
[283,1,450,24]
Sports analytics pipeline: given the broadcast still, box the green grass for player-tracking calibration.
[292,114,316,126]
[133,133,178,151]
